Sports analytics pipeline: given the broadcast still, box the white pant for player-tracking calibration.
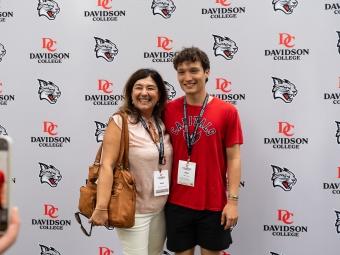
[115,210,166,255]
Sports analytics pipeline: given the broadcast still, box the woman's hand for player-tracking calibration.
[89,209,109,226]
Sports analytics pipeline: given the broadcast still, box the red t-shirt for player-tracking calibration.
[164,96,243,211]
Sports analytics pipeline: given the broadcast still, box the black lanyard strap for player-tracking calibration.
[183,94,209,159]
[140,117,165,165]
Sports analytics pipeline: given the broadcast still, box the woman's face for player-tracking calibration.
[131,76,160,118]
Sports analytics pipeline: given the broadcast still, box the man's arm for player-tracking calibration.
[221,144,241,230]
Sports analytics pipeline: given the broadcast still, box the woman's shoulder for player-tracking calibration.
[110,112,128,128]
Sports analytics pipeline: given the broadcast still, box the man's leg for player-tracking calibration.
[197,210,232,253]
[176,247,195,255]
[200,247,220,255]
[165,203,196,253]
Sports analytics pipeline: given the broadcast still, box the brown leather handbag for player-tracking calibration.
[76,112,136,234]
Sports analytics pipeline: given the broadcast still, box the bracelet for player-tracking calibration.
[95,208,108,211]
[228,194,239,201]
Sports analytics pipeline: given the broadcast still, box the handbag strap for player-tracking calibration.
[115,112,129,170]
[93,111,130,170]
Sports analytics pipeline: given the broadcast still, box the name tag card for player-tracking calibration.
[177,160,196,187]
[153,170,169,196]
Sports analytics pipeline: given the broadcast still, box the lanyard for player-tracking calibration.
[183,94,209,161]
[139,117,166,165]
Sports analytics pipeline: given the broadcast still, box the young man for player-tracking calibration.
[163,47,243,255]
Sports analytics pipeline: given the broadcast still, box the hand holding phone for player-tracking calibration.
[0,136,11,234]
[0,207,20,253]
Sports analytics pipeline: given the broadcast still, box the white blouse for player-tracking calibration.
[112,114,173,214]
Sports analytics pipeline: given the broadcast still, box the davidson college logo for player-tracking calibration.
[202,0,246,19]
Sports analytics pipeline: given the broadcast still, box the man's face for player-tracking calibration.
[176,61,209,96]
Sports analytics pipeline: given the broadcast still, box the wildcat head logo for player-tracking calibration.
[165,81,176,100]
[271,165,297,191]
[213,35,238,60]
[39,162,62,187]
[151,0,176,19]
[272,0,298,14]
[0,125,8,136]
[40,244,61,255]
[0,43,6,62]
[94,37,118,62]
[38,79,61,104]
[272,77,297,103]
[95,121,107,142]
[37,0,60,20]
[336,121,340,144]
[337,31,340,55]
[335,210,340,233]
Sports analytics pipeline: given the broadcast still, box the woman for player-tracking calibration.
[90,69,173,255]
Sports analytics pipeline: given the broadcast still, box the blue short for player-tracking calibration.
[165,203,232,252]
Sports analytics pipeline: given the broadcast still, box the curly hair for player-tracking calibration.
[173,47,210,71]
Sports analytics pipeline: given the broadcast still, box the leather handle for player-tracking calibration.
[116,112,129,169]
[92,111,130,173]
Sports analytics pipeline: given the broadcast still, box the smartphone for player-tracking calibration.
[0,135,11,234]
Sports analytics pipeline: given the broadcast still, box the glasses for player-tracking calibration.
[74,212,114,237]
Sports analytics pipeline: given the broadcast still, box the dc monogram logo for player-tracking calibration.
[277,209,294,224]
[216,78,232,93]
[98,80,113,94]
[43,121,58,136]
[216,0,231,7]
[278,121,294,137]
[279,33,295,48]
[97,0,112,10]
[42,38,57,52]
[157,36,173,51]
[37,0,60,20]
[99,246,114,255]
[44,204,59,219]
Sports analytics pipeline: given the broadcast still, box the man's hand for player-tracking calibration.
[221,201,238,230]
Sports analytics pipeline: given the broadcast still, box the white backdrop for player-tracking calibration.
[0,0,339,254]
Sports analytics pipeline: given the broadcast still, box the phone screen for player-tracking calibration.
[0,137,9,232]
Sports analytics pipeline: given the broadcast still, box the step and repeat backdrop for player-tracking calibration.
[1,0,339,254]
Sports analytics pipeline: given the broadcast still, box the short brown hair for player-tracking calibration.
[173,47,210,71]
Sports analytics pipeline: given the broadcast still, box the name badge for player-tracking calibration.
[177,160,196,187]
[153,170,169,196]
